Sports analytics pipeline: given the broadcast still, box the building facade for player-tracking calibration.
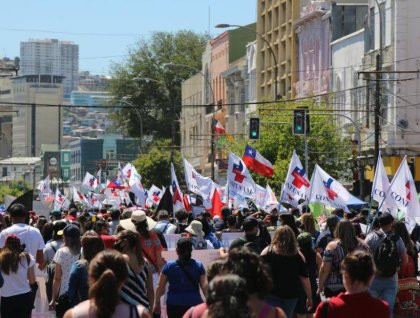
[12,75,64,157]
[20,39,79,99]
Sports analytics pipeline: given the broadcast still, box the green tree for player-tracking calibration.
[109,31,209,144]
[0,181,27,203]
[226,102,352,193]
[133,139,183,188]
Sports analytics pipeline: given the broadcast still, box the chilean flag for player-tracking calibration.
[213,120,225,134]
[242,145,274,178]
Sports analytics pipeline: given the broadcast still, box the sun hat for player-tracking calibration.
[119,210,157,231]
[185,220,205,238]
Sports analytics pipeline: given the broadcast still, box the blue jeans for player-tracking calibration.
[266,295,298,318]
[369,276,397,318]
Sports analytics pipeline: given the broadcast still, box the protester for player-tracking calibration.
[279,213,301,238]
[63,249,150,318]
[174,210,189,234]
[0,234,36,318]
[203,274,251,318]
[184,219,214,250]
[42,220,67,302]
[222,215,241,232]
[49,224,82,318]
[365,212,408,316]
[114,230,154,311]
[300,213,320,244]
[314,250,389,318]
[119,210,164,273]
[261,226,312,318]
[229,217,268,254]
[296,232,322,318]
[199,216,222,248]
[153,238,207,318]
[315,216,339,255]
[67,232,105,306]
[108,208,121,235]
[393,221,419,316]
[93,219,116,249]
[0,203,45,267]
[318,219,368,298]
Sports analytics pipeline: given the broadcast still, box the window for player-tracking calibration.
[2,167,7,177]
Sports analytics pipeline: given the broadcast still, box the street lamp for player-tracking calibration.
[162,62,217,181]
[121,97,143,153]
[215,23,279,101]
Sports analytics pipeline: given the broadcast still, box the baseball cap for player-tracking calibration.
[60,224,81,238]
[53,221,67,236]
[379,212,394,226]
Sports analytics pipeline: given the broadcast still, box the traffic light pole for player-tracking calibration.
[304,122,308,174]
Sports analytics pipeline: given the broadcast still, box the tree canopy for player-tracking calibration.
[109,30,209,145]
[225,102,352,193]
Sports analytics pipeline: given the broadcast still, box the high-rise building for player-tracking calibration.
[20,39,79,99]
[257,0,308,100]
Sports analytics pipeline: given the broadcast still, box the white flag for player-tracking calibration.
[263,184,279,211]
[73,187,89,206]
[129,165,146,208]
[255,185,266,209]
[227,152,256,200]
[309,165,351,212]
[103,188,122,207]
[281,150,310,207]
[371,151,397,213]
[229,189,249,210]
[122,163,133,180]
[88,192,102,209]
[382,156,420,218]
[54,188,69,210]
[146,185,163,207]
[37,175,53,199]
[82,172,99,190]
[183,158,214,200]
[171,163,185,212]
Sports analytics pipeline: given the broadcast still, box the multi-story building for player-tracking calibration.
[11,75,64,157]
[257,0,306,100]
[20,39,79,99]
[69,138,104,181]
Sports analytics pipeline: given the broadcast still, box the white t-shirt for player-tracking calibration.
[0,223,45,259]
[1,254,35,297]
[53,246,80,295]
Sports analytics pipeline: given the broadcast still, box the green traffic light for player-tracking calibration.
[251,131,257,137]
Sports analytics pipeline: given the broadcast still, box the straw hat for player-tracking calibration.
[119,210,157,231]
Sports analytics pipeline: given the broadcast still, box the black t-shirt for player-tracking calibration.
[262,247,308,298]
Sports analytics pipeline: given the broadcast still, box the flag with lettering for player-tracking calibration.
[171,163,185,212]
[227,152,256,200]
[82,172,99,190]
[281,150,310,206]
[242,145,274,178]
[309,164,351,212]
[382,156,420,218]
[183,157,213,200]
[371,151,397,213]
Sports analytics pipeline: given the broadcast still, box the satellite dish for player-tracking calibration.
[397,119,409,129]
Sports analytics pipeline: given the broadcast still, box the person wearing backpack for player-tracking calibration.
[364,212,408,317]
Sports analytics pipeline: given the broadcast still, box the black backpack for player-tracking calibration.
[374,231,401,277]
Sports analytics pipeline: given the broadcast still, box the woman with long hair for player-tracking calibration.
[0,234,36,318]
[300,213,319,244]
[49,224,82,318]
[279,213,301,238]
[314,250,388,317]
[261,226,312,318]
[318,219,368,298]
[114,230,154,311]
[154,238,207,318]
[64,249,150,318]
[67,231,105,306]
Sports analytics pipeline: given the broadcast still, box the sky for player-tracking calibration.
[0,0,256,76]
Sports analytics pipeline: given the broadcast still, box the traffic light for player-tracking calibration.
[293,108,309,135]
[249,117,260,139]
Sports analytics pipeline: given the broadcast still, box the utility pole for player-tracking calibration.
[374,0,383,170]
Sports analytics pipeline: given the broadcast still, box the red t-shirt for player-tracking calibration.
[99,234,116,249]
[314,292,389,318]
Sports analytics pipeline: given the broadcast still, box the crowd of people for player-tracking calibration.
[0,202,418,318]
